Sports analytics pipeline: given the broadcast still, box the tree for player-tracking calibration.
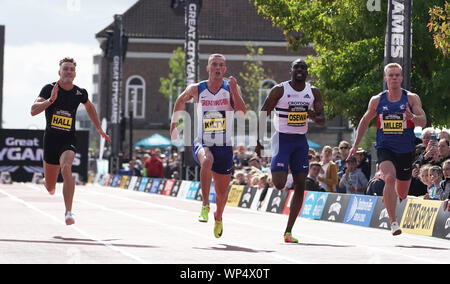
[428,2,450,58]
[239,44,267,112]
[159,47,186,102]
[253,0,450,128]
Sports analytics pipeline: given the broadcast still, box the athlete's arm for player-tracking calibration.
[170,84,198,141]
[309,87,325,127]
[228,76,246,116]
[30,83,58,116]
[406,93,426,128]
[255,85,283,156]
[83,100,111,143]
[348,95,379,160]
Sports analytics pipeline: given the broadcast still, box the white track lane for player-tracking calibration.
[0,182,449,264]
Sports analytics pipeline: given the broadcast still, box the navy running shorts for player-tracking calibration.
[270,132,309,174]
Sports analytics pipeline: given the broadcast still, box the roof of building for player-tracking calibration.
[96,0,286,41]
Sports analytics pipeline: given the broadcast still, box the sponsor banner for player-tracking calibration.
[369,197,390,230]
[282,190,295,215]
[119,175,128,188]
[186,181,200,200]
[238,186,257,209]
[321,193,351,223]
[171,180,182,197]
[103,174,112,187]
[149,178,162,194]
[344,195,378,227]
[227,185,245,207]
[128,176,138,190]
[300,191,329,219]
[87,173,95,184]
[177,181,192,199]
[111,174,121,187]
[162,179,175,196]
[132,177,141,191]
[0,129,88,182]
[138,177,150,192]
[157,179,166,194]
[432,202,450,239]
[258,187,274,212]
[266,189,289,214]
[400,199,441,236]
[249,187,263,210]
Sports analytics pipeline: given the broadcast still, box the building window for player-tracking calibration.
[125,75,146,119]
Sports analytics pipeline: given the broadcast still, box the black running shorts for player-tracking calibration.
[43,131,77,165]
[376,148,414,181]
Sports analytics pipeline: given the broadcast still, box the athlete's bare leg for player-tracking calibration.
[212,171,231,221]
[59,150,75,214]
[284,172,307,234]
[43,161,60,195]
[197,147,214,206]
[380,161,398,223]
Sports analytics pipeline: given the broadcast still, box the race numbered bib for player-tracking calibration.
[51,110,73,131]
[203,111,226,133]
[382,113,404,134]
[287,105,308,127]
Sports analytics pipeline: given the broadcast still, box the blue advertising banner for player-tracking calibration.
[138,177,150,192]
[186,181,200,200]
[344,195,378,227]
[150,178,161,194]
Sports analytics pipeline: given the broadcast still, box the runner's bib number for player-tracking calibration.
[382,113,404,134]
[287,106,308,127]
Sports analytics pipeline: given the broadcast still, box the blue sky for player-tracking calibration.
[0,0,137,129]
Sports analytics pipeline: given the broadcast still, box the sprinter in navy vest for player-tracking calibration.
[348,63,427,236]
[31,57,110,225]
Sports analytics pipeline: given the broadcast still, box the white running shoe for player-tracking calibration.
[390,221,401,236]
[65,211,75,226]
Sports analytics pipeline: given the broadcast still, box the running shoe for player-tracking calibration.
[214,213,223,238]
[284,232,298,243]
[65,211,75,226]
[198,205,210,222]
[390,221,402,236]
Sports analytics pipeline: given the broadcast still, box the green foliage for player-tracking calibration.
[159,47,186,101]
[239,44,267,112]
[428,2,450,58]
[253,0,450,128]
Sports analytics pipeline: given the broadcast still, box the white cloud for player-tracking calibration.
[3,42,100,129]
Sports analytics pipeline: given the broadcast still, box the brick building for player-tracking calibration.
[94,0,352,155]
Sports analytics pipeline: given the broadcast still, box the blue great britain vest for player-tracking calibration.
[375,89,415,153]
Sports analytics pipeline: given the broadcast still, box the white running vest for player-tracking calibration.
[195,80,234,146]
[273,81,315,134]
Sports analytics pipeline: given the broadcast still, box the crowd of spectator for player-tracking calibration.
[114,127,449,206]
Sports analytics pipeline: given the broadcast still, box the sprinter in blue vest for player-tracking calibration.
[348,63,427,236]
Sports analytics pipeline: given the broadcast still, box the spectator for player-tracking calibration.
[249,156,266,172]
[332,147,341,163]
[438,130,450,142]
[128,158,142,176]
[318,146,338,192]
[171,171,180,180]
[339,156,368,194]
[233,171,247,185]
[437,138,450,166]
[418,164,433,199]
[336,140,351,193]
[305,162,325,192]
[366,163,384,196]
[428,166,443,200]
[355,148,371,181]
[438,159,450,202]
[409,150,428,197]
[144,150,164,178]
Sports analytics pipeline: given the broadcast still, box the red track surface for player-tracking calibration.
[1,182,449,264]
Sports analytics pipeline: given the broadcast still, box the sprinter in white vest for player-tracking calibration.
[256,59,325,243]
[170,54,246,238]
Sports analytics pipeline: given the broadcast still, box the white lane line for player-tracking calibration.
[0,186,147,264]
[84,185,446,263]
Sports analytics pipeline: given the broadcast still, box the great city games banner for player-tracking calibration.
[0,129,89,182]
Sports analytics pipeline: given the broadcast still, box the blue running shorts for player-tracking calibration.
[193,141,233,175]
[270,132,309,174]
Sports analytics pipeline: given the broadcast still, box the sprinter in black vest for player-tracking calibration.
[31,57,110,225]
